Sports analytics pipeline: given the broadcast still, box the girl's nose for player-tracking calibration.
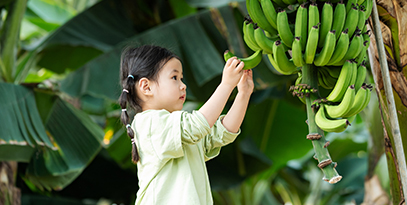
[181,82,187,90]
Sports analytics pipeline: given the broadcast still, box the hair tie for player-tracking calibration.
[126,124,131,129]
[128,74,134,79]
[123,89,129,93]
[131,138,135,145]
[122,109,126,112]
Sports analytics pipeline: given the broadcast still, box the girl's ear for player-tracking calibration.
[138,78,153,96]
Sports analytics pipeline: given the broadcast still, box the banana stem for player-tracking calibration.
[302,64,342,184]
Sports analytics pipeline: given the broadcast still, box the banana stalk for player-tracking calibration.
[302,64,342,184]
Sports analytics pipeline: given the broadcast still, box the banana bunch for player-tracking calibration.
[241,0,373,72]
[315,60,373,133]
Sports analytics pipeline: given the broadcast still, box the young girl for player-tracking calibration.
[119,45,253,204]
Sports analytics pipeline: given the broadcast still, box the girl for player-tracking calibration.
[119,45,253,205]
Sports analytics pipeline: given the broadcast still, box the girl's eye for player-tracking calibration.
[172,76,177,80]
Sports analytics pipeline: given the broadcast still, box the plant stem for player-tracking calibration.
[371,0,407,198]
[1,0,27,82]
[302,64,342,184]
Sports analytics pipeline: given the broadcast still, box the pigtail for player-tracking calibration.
[119,75,140,164]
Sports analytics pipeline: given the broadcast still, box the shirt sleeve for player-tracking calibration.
[201,115,240,161]
[179,110,212,145]
[149,110,211,160]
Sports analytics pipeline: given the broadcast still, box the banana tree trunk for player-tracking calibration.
[0,161,20,205]
[366,0,407,204]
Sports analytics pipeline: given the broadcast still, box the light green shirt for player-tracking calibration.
[132,109,240,205]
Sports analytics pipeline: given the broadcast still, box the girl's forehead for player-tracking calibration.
[161,58,183,73]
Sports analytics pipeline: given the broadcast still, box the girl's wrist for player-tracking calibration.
[219,82,236,92]
[236,91,252,100]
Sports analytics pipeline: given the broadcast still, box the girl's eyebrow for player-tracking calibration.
[171,69,183,75]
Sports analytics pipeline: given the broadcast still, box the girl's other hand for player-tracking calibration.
[221,57,244,88]
[237,69,254,96]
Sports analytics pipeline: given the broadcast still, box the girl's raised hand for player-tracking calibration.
[237,69,254,95]
[221,57,244,88]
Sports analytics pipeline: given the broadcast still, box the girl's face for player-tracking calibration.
[149,58,187,112]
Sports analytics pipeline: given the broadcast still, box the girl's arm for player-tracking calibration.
[199,57,243,127]
[221,69,254,133]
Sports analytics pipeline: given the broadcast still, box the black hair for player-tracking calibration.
[119,45,180,163]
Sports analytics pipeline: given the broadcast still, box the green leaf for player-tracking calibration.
[168,0,197,18]
[242,98,311,172]
[35,0,167,73]
[0,83,55,162]
[27,0,75,25]
[26,96,104,190]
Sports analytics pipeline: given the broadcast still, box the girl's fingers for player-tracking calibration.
[247,69,253,77]
[230,58,240,68]
[236,61,244,71]
[226,56,237,67]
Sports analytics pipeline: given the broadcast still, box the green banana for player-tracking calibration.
[245,22,262,50]
[343,6,359,38]
[360,85,372,112]
[334,32,363,66]
[331,0,346,40]
[318,2,333,48]
[327,29,349,65]
[354,63,367,91]
[355,40,369,65]
[305,25,319,64]
[318,67,337,89]
[253,27,275,54]
[314,30,336,66]
[326,60,354,102]
[346,0,358,13]
[247,0,278,36]
[273,40,298,73]
[277,9,294,48]
[342,85,370,117]
[267,54,297,75]
[318,71,330,89]
[357,0,366,5]
[281,0,297,6]
[295,3,308,51]
[349,60,358,87]
[362,0,373,19]
[322,66,341,79]
[271,0,287,8]
[357,7,366,32]
[315,104,350,133]
[325,85,356,118]
[292,37,305,67]
[260,0,277,30]
[224,50,234,62]
[224,50,263,70]
[345,114,357,124]
[243,21,261,51]
[308,2,320,35]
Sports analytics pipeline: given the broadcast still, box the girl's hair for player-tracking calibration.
[118,45,180,164]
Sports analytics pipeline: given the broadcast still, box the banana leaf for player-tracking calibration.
[34,0,186,74]
[25,95,104,191]
[0,83,55,162]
